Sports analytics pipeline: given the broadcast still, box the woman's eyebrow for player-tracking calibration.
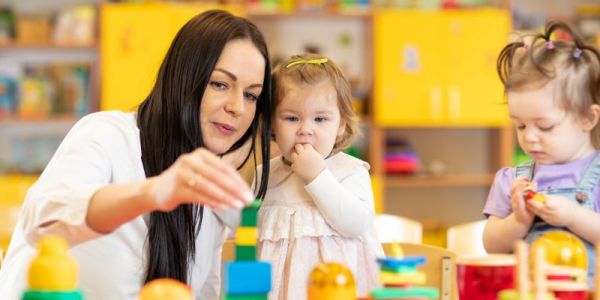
[214,68,263,89]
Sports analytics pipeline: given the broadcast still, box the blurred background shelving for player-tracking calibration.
[0,0,599,250]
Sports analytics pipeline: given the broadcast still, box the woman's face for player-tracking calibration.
[200,39,265,154]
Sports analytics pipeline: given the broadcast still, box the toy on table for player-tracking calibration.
[522,180,546,203]
[138,279,193,300]
[308,262,356,300]
[498,240,555,300]
[533,231,589,300]
[222,199,271,300]
[369,242,438,300]
[531,231,587,271]
[456,254,516,300]
[22,235,83,300]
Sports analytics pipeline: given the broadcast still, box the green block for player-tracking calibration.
[381,265,418,273]
[371,287,439,299]
[22,290,83,300]
[223,294,268,300]
[235,245,256,261]
[241,199,261,227]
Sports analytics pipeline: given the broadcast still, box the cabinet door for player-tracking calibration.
[374,11,446,126]
[101,4,175,111]
[443,9,510,126]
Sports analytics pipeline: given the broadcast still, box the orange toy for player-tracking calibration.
[308,262,356,300]
[138,278,193,300]
[523,180,546,203]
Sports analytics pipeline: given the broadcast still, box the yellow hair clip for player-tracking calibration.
[286,58,328,68]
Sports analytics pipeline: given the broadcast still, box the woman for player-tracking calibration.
[0,10,271,299]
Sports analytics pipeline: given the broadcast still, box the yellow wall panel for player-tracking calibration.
[100,4,245,112]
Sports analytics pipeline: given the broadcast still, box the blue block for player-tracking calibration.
[224,261,271,295]
[376,256,426,269]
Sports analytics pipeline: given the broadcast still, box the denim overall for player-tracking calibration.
[517,156,599,287]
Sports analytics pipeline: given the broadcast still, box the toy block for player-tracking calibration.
[235,227,258,246]
[223,294,268,300]
[376,256,426,269]
[241,200,261,227]
[235,245,256,261]
[380,271,426,285]
[224,261,271,295]
[371,287,439,299]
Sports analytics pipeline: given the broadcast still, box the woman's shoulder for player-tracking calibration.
[70,111,138,140]
[77,110,137,130]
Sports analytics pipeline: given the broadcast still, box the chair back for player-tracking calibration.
[374,214,423,244]
[446,220,487,256]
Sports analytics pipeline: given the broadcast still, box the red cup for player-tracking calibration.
[456,254,515,300]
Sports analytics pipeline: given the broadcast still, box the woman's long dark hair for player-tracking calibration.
[136,10,271,283]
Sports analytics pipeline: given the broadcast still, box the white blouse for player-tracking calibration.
[0,111,235,300]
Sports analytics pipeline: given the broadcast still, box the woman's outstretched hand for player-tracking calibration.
[146,148,254,212]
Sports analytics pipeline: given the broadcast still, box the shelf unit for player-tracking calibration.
[0,3,517,234]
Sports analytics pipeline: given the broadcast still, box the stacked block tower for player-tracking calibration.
[223,199,271,300]
[22,235,83,300]
[370,243,439,300]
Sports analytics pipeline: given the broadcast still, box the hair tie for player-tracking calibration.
[286,58,328,68]
[573,48,583,58]
[545,41,554,50]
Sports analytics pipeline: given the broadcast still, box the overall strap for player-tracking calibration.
[575,152,600,206]
[515,160,535,181]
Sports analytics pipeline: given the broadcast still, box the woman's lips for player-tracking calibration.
[213,122,236,136]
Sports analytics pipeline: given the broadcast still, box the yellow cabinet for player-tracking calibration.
[374,9,510,126]
[100,3,243,111]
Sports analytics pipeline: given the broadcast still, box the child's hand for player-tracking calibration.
[290,144,326,184]
[527,195,577,227]
[510,178,535,226]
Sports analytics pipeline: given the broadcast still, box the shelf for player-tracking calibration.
[384,174,495,188]
[248,8,372,18]
[0,115,80,125]
[0,41,97,51]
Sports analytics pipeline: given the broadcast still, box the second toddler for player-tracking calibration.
[256,54,383,299]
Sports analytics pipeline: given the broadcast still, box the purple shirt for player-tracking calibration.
[483,152,600,218]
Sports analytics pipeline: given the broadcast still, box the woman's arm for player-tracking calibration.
[87,148,254,233]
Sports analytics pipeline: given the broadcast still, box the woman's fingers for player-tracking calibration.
[187,149,253,204]
[177,167,245,209]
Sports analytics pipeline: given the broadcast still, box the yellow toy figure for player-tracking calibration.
[532,231,587,271]
[22,235,83,300]
[308,262,356,300]
[138,279,193,300]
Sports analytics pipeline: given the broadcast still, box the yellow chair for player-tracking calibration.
[446,220,487,256]
[374,214,422,244]
[0,205,21,253]
[382,242,458,300]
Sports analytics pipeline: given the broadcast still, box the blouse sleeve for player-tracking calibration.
[19,113,137,246]
[483,167,516,218]
[304,166,374,238]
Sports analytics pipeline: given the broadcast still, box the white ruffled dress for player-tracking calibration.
[257,152,383,300]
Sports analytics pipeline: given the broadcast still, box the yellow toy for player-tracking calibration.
[532,231,587,271]
[28,235,78,290]
[139,278,193,300]
[22,235,83,300]
[307,262,356,300]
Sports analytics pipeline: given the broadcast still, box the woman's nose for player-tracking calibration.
[224,94,244,116]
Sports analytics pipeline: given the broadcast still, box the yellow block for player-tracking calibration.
[235,227,257,246]
[380,270,426,285]
[29,236,78,290]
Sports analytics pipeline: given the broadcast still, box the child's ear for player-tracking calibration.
[337,119,346,136]
[581,104,600,131]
